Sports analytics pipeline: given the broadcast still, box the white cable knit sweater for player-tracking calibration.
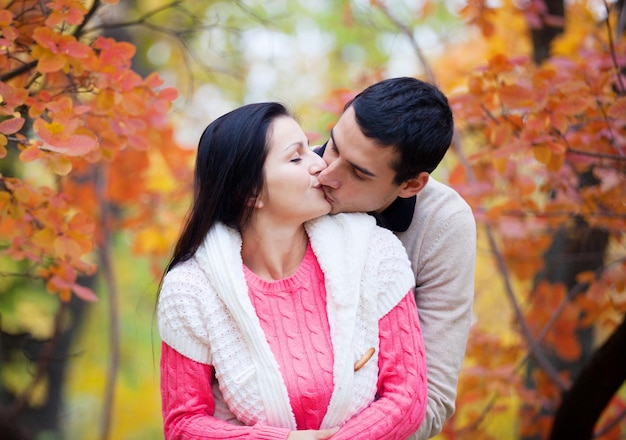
[158,212,415,430]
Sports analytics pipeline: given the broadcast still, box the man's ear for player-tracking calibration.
[398,172,429,198]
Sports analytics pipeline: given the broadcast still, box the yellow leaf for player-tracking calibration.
[132,227,170,255]
[533,145,551,165]
[46,154,73,175]
[0,191,10,210]
[16,301,54,339]
[32,227,57,249]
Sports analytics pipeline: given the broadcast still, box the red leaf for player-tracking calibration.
[72,283,98,302]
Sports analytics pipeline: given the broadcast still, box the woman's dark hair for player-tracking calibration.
[348,77,454,184]
[165,102,290,273]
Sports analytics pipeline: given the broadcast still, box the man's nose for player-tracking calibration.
[318,161,339,188]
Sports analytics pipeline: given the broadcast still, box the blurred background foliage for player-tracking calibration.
[0,0,625,439]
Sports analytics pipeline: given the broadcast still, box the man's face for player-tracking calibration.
[318,106,404,214]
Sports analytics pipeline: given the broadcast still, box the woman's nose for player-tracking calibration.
[309,153,327,175]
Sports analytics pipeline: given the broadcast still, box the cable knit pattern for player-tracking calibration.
[158,212,425,438]
[243,245,334,429]
[160,343,292,440]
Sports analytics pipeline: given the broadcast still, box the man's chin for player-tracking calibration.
[327,202,345,215]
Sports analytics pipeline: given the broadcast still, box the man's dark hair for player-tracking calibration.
[349,77,454,184]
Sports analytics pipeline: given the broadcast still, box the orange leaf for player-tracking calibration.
[19,144,44,162]
[557,96,591,116]
[608,97,626,119]
[499,83,534,109]
[533,145,551,165]
[68,212,95,235]
[54,236,82,260]
[492,156,509,174]
[0,117,25,134]
[34,119,66,145]
[0,10,13,26]
[575,271,596,284]
[32,27,59,51]
[158,87,178,102]
[37,52,67,73]
[488,123,513,147]
[61,40,91,59]
[44,134,98,157]
[145,72,164,88]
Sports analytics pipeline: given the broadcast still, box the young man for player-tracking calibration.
[317,77,476,439]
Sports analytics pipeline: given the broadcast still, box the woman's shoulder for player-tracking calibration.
[160,256,211,301]
[163,256,205,283]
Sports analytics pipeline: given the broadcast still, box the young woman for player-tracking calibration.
[157,102,427,439]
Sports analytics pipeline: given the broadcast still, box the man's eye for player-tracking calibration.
[352,170,366,181]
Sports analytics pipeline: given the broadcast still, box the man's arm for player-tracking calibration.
[399,194,476,439]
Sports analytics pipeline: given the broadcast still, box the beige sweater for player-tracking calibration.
[398,178,477,440]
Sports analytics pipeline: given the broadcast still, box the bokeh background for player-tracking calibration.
[1,1,625,439]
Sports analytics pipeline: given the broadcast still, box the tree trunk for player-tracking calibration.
[549,315,626,439]
[530,0,565,63]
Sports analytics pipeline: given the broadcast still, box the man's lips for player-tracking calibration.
[321,187,335,204]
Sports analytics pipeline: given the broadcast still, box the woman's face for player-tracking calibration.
[258,116,331,225]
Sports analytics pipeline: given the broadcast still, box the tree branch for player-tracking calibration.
[376,4,436,83]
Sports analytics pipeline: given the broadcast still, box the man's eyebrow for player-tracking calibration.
[330,128,376,178]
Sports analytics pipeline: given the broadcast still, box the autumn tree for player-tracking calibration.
[0,1,192,438]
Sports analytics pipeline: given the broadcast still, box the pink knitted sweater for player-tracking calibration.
[160,245,427,439]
